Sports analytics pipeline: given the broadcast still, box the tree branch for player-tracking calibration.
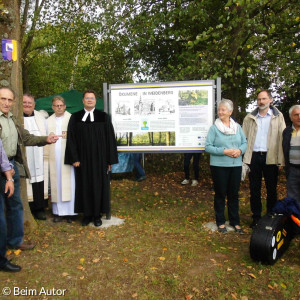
[20,0,29,42]
[22,0,46,58]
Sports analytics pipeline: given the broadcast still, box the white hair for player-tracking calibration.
[289,104,300,117]
[218,98,233,112]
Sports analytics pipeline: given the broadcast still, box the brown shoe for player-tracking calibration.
[13,242,36,251]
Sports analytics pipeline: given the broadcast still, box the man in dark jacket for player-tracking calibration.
[282,104,300,205]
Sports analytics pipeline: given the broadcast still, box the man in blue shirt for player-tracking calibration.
[243,90,286,228]
[0,139,18,272]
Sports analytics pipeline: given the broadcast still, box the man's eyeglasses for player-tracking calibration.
[53,105,65,108]
[84,97,96,101]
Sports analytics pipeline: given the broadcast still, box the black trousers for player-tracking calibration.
[29,181,46,213]
[184,153,201,180]
[249,152,278,220]
[210,166,242,226]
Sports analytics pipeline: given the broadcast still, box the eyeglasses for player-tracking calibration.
[53,105,65,108]
[23,102,34,106]
[84,97,96,101]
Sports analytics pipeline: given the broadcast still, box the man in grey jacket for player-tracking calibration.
[243,90,286,228]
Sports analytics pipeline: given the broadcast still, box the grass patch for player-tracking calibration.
[1,159,299,299]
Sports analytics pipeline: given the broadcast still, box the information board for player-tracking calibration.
[109,80,216,153]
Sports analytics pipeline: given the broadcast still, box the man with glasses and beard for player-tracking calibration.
[242,90,286,228]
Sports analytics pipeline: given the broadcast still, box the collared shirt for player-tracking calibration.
[0,138,13,171]
[0,111,18,157]
[253,108,273,152]
[289,124,300,164]
[82,108,95,122]
[23,111,35,117]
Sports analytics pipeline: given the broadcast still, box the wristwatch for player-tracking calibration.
[6,179,14,182]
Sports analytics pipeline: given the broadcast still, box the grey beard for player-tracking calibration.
[258,104,269,110]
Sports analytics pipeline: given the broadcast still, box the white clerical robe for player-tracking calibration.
[24,110,49,201]
[47,112,76,216]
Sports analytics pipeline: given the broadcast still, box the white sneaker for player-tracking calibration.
[191,180,198,187]
[181,179,189,185]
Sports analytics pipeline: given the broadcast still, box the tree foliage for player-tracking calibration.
[101,0,300,119]
[20,0,300,119]
[21,0,132,98]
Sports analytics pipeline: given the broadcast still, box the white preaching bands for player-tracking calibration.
[82,108,95,122]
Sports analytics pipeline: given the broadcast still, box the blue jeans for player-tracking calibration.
[0,160,24,266]
[134,154,145,179]
[0,185,8,267]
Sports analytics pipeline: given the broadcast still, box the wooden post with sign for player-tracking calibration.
[0,0,37,232]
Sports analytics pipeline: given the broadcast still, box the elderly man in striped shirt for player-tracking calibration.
[282,105,300,205]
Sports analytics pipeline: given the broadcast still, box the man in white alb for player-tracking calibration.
[47,96,76,222]
[23,94,49,220]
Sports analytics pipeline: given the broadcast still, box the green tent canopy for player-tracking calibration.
[35,89,104,115]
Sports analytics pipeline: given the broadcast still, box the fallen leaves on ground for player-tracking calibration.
[14,249,21,256]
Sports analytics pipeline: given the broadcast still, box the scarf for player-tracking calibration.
[215,118,238,135]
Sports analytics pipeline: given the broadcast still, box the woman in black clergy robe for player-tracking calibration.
[65,90,118,226]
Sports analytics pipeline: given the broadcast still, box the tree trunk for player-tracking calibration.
[129,132,132,146]
[0,0,37,233]
[166,132,170,146]
[230,88,240,121]
[22,63,30,94]
[226,86,247,124]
